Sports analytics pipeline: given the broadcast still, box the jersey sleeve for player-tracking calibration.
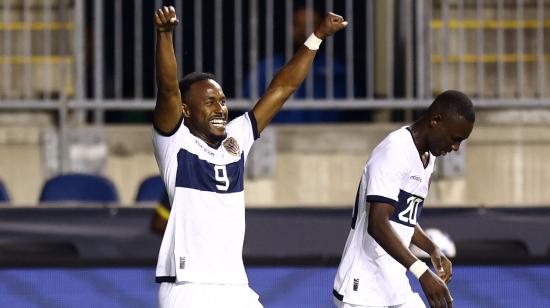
[364,143,409,207]
[225,111,260,158]
[151,115,185,203]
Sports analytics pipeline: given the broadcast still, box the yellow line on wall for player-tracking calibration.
[0,56,73,64]
[431,19,550,29]
[0,22,73,31]
[432,54,550,63]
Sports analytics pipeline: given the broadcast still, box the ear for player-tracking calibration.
[182,103,191,118]
[430,113,443,128]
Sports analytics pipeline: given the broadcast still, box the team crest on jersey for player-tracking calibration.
[223,137,240,156]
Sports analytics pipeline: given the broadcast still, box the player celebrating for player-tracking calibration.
[152,6,347,308]
[333,90,475,308]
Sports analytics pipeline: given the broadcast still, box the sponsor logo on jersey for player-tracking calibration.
[353,278,360,291]
[410,175,422,182]
[223,137,240,156]
[194,139,215,157]
[180,256,186,269]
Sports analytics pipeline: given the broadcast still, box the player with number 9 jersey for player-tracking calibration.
[152,5,349,306]
[333,126,435,306]
[153,112,259,284]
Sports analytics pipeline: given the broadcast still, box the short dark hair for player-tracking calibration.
[428,90,475,123]
[179,72,217,102]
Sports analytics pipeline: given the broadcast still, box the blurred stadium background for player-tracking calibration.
[0,0,549,307]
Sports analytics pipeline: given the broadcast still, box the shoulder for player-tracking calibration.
[227,112,258,135]
[367,128,414,171]
[372,128,411,158]
[226,113,249,131]
[152,117,189,140]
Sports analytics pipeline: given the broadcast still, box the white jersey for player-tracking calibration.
[153,112,259,285]
[333,126,435,306]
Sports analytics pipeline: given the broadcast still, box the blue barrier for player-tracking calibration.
[0,266,548,307]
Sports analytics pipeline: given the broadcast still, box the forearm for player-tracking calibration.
[368,219,419,268]
[411,224,437,255]
[265,46,316,96]
[268,17,342,91]
[251,12,346,132]
[251,45,317,132]
[152,6,183,132]
[155,31,179,94]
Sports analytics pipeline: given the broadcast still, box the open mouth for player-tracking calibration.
[209,118,226,129]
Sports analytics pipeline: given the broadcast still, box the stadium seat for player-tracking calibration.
[0,180,10,203]
[39,173,119,203]
[135,175,165,202]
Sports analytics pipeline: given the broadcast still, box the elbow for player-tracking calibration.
[268,77,299,94]
[367,218,388,242]
[157,88,180,98]
[263,85,296,101]
[367,221,380,239]
[279,80,300,93]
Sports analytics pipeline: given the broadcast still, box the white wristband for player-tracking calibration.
[409,260,429,279]
[304,33,323,50]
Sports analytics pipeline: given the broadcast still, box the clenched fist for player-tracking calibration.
[154,6,179,32]
[314,12,348,39]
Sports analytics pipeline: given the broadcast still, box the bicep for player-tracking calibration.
[251,86,293,133]
[153,90,183,134]
[368,202,395,226]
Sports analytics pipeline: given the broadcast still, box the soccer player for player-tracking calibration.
[152,6,347,308]
[333,90,475,308]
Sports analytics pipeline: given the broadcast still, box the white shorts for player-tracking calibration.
[158,282,263,308]
[333,293,425,308]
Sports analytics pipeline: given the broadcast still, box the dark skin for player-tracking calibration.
[150,212,167,236]
[368,110,473,308]
[292,7,320,50]
[152,6,347,146]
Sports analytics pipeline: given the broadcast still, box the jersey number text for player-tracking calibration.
[214,165,229,191]
[398,196,421,225]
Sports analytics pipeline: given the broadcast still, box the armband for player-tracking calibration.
[304,33,323,50]
[409,260,429,279]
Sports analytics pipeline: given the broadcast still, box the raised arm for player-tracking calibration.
[251,12,347,133]
[368,203,453,308]
[153,6,182,134]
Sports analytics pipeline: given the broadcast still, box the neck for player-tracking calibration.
[185,122,222,149]
[199,132,222,149]
[206,139,222,149]
[409,119,429,155]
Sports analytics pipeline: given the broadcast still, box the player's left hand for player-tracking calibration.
[313,12,348,39]
[430,248,453,284]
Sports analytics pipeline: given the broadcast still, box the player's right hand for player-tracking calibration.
[431,249,453,284]
[154,6,179,32]
[419,270,454,308]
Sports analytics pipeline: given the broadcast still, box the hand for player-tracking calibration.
[430,248,453,284]
[313,12,348,39]
[154,6,179,32]
[419,270,454,308]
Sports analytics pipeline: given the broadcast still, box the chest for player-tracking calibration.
[175,136,245,193]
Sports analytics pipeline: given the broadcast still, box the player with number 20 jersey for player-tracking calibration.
[333,127,435,306]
